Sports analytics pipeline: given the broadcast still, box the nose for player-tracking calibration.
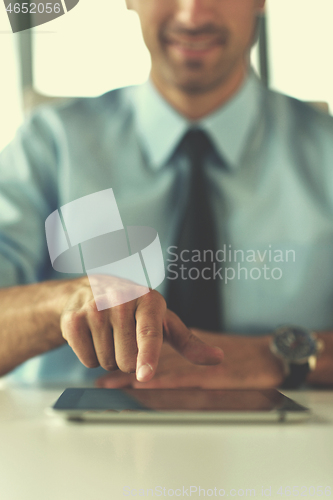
[176,0,216,28]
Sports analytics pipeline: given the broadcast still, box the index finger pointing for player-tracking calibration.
[135,292,166,382]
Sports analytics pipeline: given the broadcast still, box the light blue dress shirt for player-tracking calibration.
[1,70,333,385]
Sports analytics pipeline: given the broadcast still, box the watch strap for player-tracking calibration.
[281,362,310,389]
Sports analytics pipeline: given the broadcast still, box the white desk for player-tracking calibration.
[0,387,332,500]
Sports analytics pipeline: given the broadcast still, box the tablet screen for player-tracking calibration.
[53,388,308,414]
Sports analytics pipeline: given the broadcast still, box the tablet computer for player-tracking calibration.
[46,388,311,423]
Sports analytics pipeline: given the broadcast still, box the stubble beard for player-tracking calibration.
[157,39,246,96]
[164,54,245,96]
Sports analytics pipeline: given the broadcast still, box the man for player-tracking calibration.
[0,0,332,388]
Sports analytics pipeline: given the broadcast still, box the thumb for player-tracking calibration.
[163,310,224,365]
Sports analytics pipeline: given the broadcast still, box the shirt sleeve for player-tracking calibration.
[0,109,58,287]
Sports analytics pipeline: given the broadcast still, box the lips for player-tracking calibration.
[169,39,220,51]
[164,32,226,57]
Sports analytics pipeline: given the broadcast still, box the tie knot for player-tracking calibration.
[180,128,213,163]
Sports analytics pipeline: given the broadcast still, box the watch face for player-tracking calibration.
[274,326,317,362]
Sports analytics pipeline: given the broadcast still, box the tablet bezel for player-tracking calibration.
[46,388,311,423]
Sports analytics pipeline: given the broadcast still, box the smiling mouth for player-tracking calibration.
[171,40,219,50]
[164,34,226,56]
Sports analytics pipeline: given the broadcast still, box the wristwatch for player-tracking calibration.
[270,325,324,389]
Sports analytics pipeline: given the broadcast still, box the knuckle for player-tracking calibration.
[145,290,166,308]
[61,314,85,344]
[83,301,108,329]
[84,299,100,317]
[141,290,155,304]
[137,326,161,341]
[62,309,84,329]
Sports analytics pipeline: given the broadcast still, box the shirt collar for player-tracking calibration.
[130,70,263,170]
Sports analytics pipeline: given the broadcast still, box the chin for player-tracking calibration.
[176,81,210,95]
[166,58,232,94]
[172,74,225,95]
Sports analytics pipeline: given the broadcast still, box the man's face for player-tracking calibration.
[126,0,265,95]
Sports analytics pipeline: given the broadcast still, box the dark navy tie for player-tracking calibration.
[166,129,222,331]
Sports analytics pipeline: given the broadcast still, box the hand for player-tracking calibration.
[95,331,285,389]
[60,277,223,383]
